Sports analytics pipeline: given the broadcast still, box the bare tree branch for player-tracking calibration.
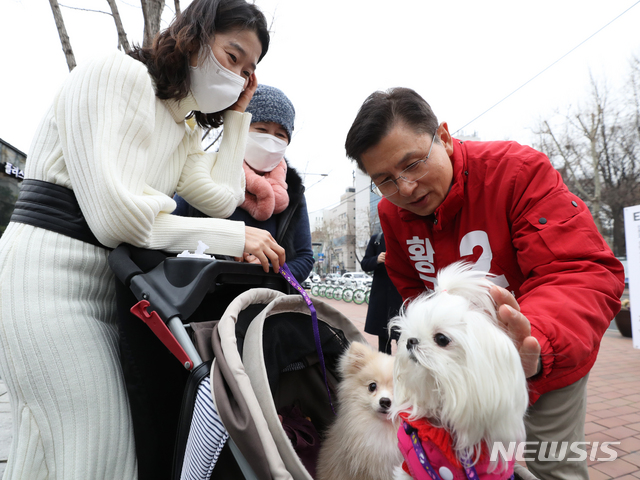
[49,0,76,71]
[536,62,640,255]
[59,4,111,15]
[106,0,131,52]
[268,7,277,32]
[119,0,142,9]
[141,0,164,47]
[541,120,590,198]
[204,130,224,151]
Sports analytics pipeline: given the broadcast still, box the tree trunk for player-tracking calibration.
[106,0,131,52]
[588,131,603,234]
[48,0,76,71]
[612,207,626,257]
[141,0,164,48]
[174,0,181,15]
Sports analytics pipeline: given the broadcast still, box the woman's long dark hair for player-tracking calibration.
[129,0,270,129]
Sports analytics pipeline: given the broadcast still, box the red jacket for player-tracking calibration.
[379,139,624,403]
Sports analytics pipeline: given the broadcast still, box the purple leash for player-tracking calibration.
[279,264,335,413]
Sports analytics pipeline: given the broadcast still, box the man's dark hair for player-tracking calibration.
[345,87,439,172]
[129,0,270,129]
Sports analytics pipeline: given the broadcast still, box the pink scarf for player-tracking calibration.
[240,159,289,221]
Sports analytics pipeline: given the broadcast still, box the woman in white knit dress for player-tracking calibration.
[0,1,283,478]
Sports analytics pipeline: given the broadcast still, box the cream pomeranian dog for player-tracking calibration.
[390,262,529,480]
[316,341,401,480]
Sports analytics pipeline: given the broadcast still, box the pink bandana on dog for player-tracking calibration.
[397,413,515,480]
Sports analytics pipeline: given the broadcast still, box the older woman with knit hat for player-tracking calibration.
[175,84,314,282]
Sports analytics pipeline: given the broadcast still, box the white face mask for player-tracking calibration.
[244,132,288,172]
[189,45,245,114]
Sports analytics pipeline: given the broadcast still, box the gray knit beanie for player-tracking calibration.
[246,85,295,143]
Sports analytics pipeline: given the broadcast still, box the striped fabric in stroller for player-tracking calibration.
[180,375,228,480]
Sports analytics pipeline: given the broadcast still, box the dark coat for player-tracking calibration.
[360,233,403,337]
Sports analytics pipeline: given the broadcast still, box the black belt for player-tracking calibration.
[10,179,107,249]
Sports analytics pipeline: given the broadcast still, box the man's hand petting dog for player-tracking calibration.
[490,285,542,378]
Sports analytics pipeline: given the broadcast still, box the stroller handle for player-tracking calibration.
[109,243,144,287]
[109,243,290,323]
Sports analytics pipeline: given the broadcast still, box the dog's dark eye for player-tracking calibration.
[434,333,451,347]
[368,382,377,392]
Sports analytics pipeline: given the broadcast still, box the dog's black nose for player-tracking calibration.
[407,338,419,351]
[379,397,391,410]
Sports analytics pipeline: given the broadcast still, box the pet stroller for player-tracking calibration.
[109,243,367,480]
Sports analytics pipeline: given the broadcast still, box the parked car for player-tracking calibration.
[325,273,342,285]
[310,273,321,283]
[301,276,312,290]
[340,272,372,289]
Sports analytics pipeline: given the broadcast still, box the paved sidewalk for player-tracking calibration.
[0,297,639,479]
[585,329,640,479]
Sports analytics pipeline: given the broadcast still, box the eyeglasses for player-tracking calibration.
[370,131,438,198]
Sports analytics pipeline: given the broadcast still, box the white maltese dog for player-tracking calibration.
[390,262,529,480]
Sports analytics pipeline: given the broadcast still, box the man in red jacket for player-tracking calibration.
[345,87,625,480]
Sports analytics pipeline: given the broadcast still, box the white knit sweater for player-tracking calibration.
[0,50,252,480]
[27,49,249,255]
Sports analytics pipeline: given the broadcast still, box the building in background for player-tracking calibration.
[312,186,356,274]
[0,138,26,237]
[355,168,381,269]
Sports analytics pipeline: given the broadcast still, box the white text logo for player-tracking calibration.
[490,441,620,462]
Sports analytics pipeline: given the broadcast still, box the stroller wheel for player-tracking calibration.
[342,288,354,302]
[353,289,366,305]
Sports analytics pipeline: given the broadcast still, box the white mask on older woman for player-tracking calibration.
[190,45,245,114]
[244,132,288,172]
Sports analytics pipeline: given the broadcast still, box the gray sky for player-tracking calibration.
[2,0,640,215]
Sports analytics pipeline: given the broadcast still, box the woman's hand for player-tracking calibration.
[377,252,386,264]
[244,226,286,273]
[241,252,261,265]
[228,73,257,113]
